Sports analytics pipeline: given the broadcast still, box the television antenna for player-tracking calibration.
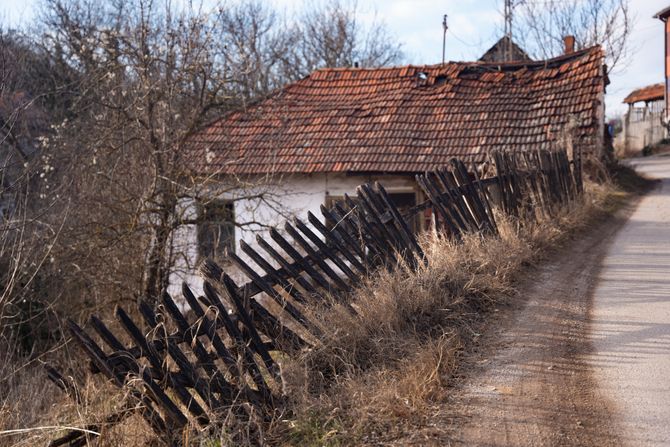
[442,14,448,64]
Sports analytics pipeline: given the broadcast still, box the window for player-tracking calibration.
[197,200,235,260]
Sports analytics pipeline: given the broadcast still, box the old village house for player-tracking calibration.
[170,44,607,293]
[616,83,667,155]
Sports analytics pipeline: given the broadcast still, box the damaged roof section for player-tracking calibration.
[187,46,606,175]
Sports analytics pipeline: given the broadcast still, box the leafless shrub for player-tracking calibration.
[296,0,403,73]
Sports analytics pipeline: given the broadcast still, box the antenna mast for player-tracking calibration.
[503,0,514,61]
[442,14,448,64]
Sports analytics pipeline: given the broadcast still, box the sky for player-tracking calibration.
[2,0,667,118]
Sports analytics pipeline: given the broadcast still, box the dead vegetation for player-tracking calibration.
[0,165,649,447]
[0,1,404,444]
[278,172,647,446]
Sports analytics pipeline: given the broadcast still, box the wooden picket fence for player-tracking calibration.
[45,148,582,446]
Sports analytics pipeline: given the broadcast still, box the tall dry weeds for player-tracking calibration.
[281,179,625,445]
[0,173,640,447]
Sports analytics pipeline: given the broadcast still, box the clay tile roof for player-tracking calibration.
[623,83,665,104]
[186,46,605,175]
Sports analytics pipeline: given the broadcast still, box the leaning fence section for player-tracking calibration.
[45,148,582,446]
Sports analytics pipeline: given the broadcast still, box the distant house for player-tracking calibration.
[615,83,667,155]
[479,35,532,63]
[172,44,607,292]
[654,7,670,123]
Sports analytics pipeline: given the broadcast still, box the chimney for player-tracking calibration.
[563,35,575,54]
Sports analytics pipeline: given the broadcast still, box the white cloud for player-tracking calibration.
[347,0,502,63]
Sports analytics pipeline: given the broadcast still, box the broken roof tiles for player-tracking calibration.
[186,46,605,175]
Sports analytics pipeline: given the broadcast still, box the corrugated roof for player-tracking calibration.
[623,83,664,104]
[186,46,605,175]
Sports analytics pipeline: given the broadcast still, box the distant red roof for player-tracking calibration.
[186,46,605,175]
[623,83,665,104]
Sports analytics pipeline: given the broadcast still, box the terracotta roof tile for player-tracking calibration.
[623,83,664,104]
[186,46,605,174]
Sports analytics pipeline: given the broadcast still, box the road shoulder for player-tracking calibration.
[396,181,645,447]
[589,157,670,446]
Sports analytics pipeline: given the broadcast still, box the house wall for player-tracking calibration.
[168,172,419,298]
[596,82,606,159]
[665,18,670,122]
[615,100,667,156]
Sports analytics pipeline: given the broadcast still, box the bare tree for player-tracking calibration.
[0,1,406,439]
[217,1,297,100]
[215,0,404,98]
[516,0,631,73]
[0,0,405,344]
[32,0,295,306]
[0,26,79,356]
[295,0,403,75]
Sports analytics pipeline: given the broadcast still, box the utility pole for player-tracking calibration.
[442,14,448,64]
[503,0,513,61]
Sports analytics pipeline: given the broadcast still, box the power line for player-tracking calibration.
[447,29,480,48]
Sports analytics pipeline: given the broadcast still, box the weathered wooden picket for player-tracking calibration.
[45,148,582,446]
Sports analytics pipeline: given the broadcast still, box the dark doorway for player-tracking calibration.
[387,191,418,233]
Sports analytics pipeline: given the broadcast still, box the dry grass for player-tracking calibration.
[0,167,650,447]
[279,176,638,446]
[0,357,65,446]
[0,347,157,447]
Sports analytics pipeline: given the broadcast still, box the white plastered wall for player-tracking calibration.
[168,172,418,298]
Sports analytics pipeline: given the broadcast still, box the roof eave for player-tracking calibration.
[623,96,664,105]
[654,6,670,20]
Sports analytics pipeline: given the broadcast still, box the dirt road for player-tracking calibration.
[402,158,670,446]
[438,211,627,446]
[590,156,670,446]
